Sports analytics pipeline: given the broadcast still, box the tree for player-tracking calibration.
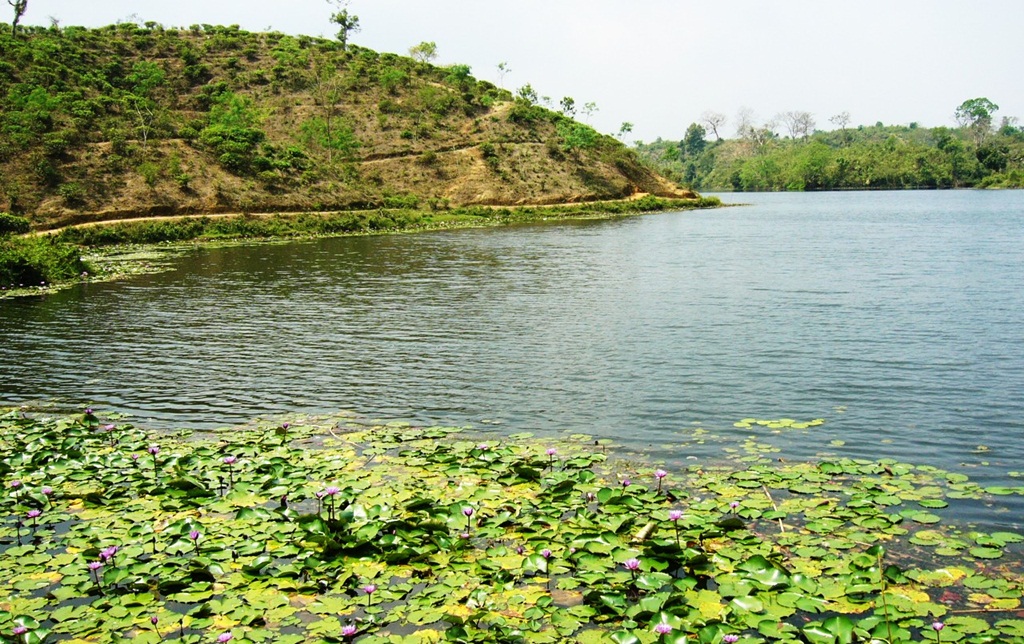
[955,97,998,144]
[829,111,851,130]
[559,96,576,116]
[778,110,815,139]
[516,84,538,104]
[955,97,998,128]
[408,41,437,64]
[581,101,598,123]
[617,122,633,140]
[122,61,166,150]
[327,0,360,49]
[496,62,511,87]
[306,52,348,163]
[682,123,706,156]
[700,110,726,141]
[7,0,27,36]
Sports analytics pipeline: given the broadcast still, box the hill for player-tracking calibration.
[0,22,693,230]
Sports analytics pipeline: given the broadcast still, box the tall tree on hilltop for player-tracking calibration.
[8,0,27,36]
[408,41,437,64]
[326,0,360,49]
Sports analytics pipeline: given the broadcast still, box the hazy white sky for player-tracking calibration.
[18,1,1024,143]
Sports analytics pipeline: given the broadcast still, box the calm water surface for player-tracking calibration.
[3,191,1023,527]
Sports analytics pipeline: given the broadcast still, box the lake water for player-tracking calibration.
[2,191,1023,527]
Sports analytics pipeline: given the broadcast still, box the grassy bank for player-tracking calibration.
[51,196,720,247]
[1,408,1021,643]
[1,196,720,295]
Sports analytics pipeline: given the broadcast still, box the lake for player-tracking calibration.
[2,190,1023,528]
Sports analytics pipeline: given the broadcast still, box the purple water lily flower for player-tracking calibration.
[217,633,233,643]
[669,510,683,521]
[654,622,672,634]
[223,456,237,465]
[624,557,641,571]
[541,548,552,559]
[723,636,739,644]
[341,624,358,637]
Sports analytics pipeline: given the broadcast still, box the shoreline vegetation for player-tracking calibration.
[0,407,1021,643]
[637,100,1024,192]
[0,195,720,297]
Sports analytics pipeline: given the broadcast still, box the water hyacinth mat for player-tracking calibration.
[1,410,1022,643]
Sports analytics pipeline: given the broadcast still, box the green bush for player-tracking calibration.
[0,213,31,236]
[0,236,88,287]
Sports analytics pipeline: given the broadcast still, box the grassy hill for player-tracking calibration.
[0,22,693,230]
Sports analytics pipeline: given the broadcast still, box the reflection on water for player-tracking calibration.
[2,190,1023,527]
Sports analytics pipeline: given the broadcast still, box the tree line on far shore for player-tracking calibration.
[637,99,1024,191]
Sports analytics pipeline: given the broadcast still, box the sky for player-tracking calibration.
[17,0,1024,144]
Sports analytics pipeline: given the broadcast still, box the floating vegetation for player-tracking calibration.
[732,418,827,431]
[0,409,1022,643]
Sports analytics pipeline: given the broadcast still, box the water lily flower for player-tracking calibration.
[654,622,672,635]
[623,557,641,571]
[217,633,233,643]
[13,626,27,635]
[148,445,160,455]
[723,636,739,644]
[364,583,377,606]
[515,545,525,555]
[150,616,158,626]
[585,491,597,503]
[223,456,237,465]
[324,486,340,496]
[932,622,944,631]
[281,422,290,429]
[621,478,631,488]
[41,486,53,496]
[460,532,470,539]
[341,624,358,638]
[546,447,557,456]
[462,506,474,517]
[99,545,119,562]
[190,530,200,541]
[730,501,740,511]
[668,510,683,521]
[84,408,93,415]
[655,468,668,492]
[10,480,21,488]
[477,443,489,450]
[27,509,40,519]
[541,548,552,559]
[103,423,116,431]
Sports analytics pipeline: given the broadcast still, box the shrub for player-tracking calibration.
[0,213,31,236]
[0,236,88,287]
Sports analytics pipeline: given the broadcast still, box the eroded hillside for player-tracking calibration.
[0,23,692,229]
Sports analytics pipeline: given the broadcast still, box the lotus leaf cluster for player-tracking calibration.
[0,410,1022,643]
